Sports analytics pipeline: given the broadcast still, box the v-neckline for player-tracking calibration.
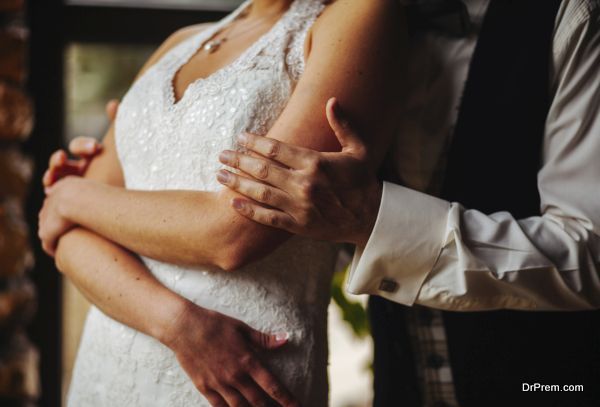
[167,0,295,107]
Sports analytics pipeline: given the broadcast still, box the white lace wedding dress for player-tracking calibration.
[67,1,338,406]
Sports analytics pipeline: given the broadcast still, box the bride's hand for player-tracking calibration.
[42,99,118,193]
[217,98,382,248]
[161,301,299,407]
[38,177,78,256]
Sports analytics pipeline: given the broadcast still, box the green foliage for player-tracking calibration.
[331,267,370,339]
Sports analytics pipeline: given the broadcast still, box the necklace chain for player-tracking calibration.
[203,6,284,54]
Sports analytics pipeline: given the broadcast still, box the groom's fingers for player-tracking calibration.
[231,198,295,232]
[219,150,292,190]
[203,390,228,407]
[237,133,309,170]
[220,386,250,407]
[217,170,292,210]
[236,376,274,407]
[250,365,299,407]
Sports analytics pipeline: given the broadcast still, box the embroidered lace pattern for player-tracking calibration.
[67,1,337,406]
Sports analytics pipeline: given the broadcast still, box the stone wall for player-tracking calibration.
[0,0,40,404]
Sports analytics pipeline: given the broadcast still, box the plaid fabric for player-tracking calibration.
[387,2,484,405]
[406,306,459,407]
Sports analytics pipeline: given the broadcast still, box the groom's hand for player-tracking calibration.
[217,98,382,247]
[162,301,298,407]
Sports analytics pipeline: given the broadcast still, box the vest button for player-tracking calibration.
[426,353,446,368]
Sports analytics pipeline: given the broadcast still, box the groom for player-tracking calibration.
[49,0,599,406]
[214,0,600,406]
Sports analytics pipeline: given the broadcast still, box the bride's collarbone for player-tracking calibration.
[172,25,274,101]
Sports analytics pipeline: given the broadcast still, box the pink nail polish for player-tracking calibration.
[85,141,97,151]
[232,199,245,210]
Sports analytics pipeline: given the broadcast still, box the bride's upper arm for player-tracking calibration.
[267,0,405,166]
[216,0,406,269]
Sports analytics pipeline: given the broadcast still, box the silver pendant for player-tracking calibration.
[204,39,225,54]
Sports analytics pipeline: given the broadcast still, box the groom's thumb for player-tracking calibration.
[326,97,367,160]
[249,329,289,350]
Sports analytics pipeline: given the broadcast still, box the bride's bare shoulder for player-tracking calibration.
[311,0,403,48]
[136,23,214,78]
[318,0,401,23]
[306,0,403,62]
[163,23,214,50]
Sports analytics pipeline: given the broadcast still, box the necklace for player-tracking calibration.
[203,7,284,54]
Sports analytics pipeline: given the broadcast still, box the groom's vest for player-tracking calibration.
[371,1,600,406]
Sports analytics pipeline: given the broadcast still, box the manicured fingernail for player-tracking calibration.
[237,133,248,146]
[275,332,289,342]
[85,140,97,151]
[219,150,232,163]
[216,170,230,184]
[232,198,245,210]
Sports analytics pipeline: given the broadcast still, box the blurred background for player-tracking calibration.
[0,0,374,405]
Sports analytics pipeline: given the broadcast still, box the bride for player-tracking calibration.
[38,0,402,405]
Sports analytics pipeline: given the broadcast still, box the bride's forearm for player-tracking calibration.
[56,177,287,270]
[55,226,188,343]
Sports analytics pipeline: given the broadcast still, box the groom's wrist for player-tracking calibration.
[352,179,383,248]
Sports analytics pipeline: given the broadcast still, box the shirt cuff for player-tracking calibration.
[346,181,451,305]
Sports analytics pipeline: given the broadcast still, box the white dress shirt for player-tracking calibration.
[348,0,600,311]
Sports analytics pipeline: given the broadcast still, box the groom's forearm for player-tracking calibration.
[55,227,187,343]
[57,177,289,270]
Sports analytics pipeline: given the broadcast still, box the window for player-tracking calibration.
[66,0,242,10]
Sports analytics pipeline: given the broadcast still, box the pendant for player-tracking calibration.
[204,39,225,54]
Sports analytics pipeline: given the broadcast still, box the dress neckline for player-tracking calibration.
[166,0,299,108]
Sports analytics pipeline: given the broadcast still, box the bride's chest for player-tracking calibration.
[115,62,292,190]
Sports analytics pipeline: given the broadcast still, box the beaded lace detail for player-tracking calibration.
[67,1,336,406]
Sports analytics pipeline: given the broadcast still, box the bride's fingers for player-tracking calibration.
[44,160,89,187]
[69,136,103,157]
[219,150,293,190]
[217,170,293,210]
[48,150,67,168]
[105,99,120,121]
[237,132,309,170]
[230,198,296,232]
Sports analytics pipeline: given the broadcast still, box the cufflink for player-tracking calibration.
[378,278,399,293]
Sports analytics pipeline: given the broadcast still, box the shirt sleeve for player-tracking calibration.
[346,4,600,311]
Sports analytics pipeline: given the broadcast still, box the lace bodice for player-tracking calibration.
[117,0,323,192]
[67,1,338,406]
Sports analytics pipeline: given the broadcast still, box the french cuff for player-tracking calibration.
[346,181,451,305]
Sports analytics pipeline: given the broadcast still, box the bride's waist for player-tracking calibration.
[141,256,332,331]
